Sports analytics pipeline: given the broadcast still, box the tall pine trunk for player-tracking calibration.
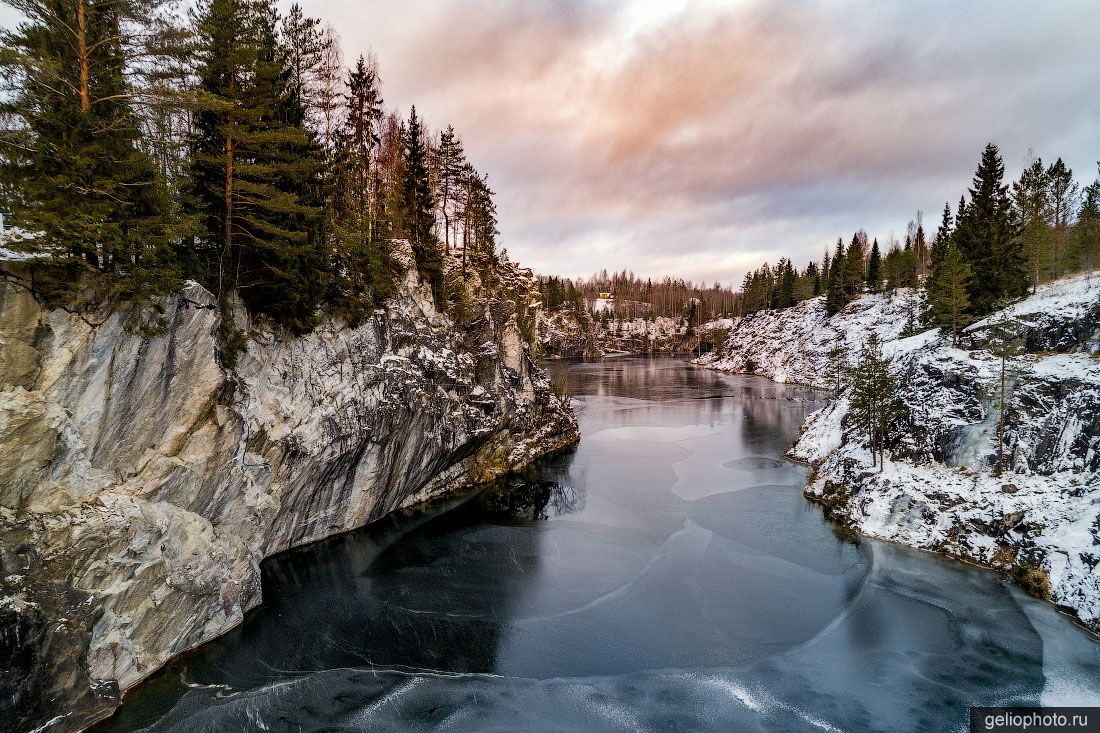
[222,117,234,300]
[76,0,90,112]
[997,350,1007,471]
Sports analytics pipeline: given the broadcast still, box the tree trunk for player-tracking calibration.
[871,403,878,468]
[443,206,450,254]
[222,123,234,299]
[461,185,470,271]
[951,304,957,347]
[997,351,1007,471]
[76,0,90,112]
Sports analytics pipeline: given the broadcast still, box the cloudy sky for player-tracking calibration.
[298,0,1100,285]
[8,0,1095,285]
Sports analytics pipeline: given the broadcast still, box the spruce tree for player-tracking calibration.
[806,261,822,297]
[396,106,445,309]
[280,4,325,123]
[926,243,972,345]
[1012,156,1052,289]
[901,234,919,287]
[1046,157,1079,280]
[848,333,901,470]
[237,0,327,326]
[912,219,928,279]
[934,202,954,251]
[329,53,392,309]
[866,238,881,291]
[926,202,954,298]
[1072,168,1100,271]
[843,232,866,300]
[953,143,1025,314]
[770,258,795,309]
[825,238,846,315]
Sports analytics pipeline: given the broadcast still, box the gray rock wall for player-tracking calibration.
[0,258,577,732]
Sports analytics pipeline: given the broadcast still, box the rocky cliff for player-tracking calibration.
[694,288,924,388]
[0,251,578,733]
[539,308,606,359]
[700,274,1100,631]
[540,308,728,359]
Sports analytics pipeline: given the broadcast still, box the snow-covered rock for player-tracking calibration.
[540,309,729,358]
[539,308,606,358]
[0,251,578,732]
[707,274,1100,630]
[694,288,925,387]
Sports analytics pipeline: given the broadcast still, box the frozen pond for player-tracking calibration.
[95,357,1100,732]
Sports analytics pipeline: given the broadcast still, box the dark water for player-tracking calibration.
[96,357,1100,733]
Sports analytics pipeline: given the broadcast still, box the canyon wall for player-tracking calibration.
[0,252,577,732]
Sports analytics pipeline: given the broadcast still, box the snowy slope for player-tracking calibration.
[694,289,924,388]
[707,274,1100,629]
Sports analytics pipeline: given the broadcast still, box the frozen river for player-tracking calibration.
[95,357,1100,732]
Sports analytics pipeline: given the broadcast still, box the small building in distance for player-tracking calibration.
[593,292,615,314]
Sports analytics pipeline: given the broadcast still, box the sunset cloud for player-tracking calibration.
[306,0,1100,283]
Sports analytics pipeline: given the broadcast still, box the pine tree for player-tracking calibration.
[0,0,188,298]
[396,106,445,309]
[187,0,327,330]
[926,242,972,345]
[437,126,465,253]
[463,168,498,271]
[848,333,901,470]
[866,238,881,291]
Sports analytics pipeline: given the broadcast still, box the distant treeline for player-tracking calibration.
[539,271,740,322]
[0,0,498,336]
[737,143,1100,341]
[536,141,1099,329]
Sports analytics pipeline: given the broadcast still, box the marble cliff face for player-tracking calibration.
[0,254,577,732]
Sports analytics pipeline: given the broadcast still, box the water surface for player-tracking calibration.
[96,357,1100,732]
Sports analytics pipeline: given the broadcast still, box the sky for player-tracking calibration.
[4,0,1097,285]
[293,0,1099,286]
